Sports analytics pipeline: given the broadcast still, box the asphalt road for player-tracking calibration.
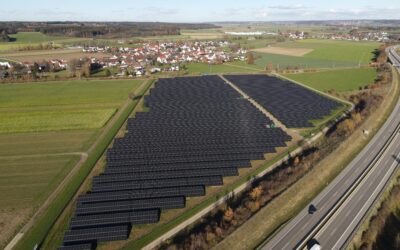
[315,136,400,249]
[262,48,400,250]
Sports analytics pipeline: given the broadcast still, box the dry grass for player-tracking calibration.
[214,68,398,250]
[252,46,314,57]
[0,208,31,247]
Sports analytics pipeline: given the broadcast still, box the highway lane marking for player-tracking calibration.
[265,211,309,249]
[313,133,400,245]
[330,227,338,236]
[264,102,400,250]
[332,152,400,250]
[368,180,374,188]
[300,221,311,231]
[282,242,290,249]
[300,125,400,249]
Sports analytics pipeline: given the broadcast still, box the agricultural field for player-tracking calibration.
[232,37,278,49]
[0,32,89,51]
[0,79,143,248]
[282,67,377,92]
[252,47,313,57]
[279,39,380,64]
[253,39,380,69]
[180,29,224,40]
[219,23,334,34]
[0,49,110,63]
[186,62,262,74]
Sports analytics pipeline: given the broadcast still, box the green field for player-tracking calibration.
[186,62,262,74]
[0,80,138,108]
[0,109,116,133]
[0,32,89,51]
[0,155,80,209]
[254,39,380,69]
[0,131,97,157]
[0,79,142,248]
[282,67,377,92]
[280,39,380,64]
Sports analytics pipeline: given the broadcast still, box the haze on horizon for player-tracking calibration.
[1,0,400,23]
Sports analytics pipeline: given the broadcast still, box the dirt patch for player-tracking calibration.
[252,47,313,57]
[0,208,31,249]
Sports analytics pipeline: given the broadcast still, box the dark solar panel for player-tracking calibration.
[224,74,341,128]
[60,75,292,249]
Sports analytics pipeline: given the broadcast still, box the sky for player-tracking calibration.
[1,0,399,22]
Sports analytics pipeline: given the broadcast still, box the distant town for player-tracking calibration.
[0,28,399,81]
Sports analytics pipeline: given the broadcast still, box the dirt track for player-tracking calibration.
[252,46,313,57]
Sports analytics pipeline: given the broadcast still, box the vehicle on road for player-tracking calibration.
[308,204,317,214]
[307,239,321,250]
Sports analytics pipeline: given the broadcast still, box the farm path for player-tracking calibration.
[224,63,263,71]
[219,74,302,142]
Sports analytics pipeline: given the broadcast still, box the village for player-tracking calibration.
[0,40,247,79]
[0,28,398,80]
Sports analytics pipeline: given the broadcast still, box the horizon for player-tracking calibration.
[1,19,400,24]
[1,0,400,22]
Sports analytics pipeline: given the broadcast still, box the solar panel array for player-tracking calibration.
[59,75,291,250]
[224,75,341,128]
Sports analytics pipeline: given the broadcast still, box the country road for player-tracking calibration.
[261,46,400,250]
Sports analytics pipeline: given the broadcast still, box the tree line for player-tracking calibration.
[0,22,219,38]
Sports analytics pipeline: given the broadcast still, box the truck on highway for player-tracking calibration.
[310,243,321,250]
[307,239,321,250]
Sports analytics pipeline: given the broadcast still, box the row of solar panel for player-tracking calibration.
[76,196,185,216]
[104,161,251,174]
[77,185,206,204]
[95,168,237,183]
[60,75,292,249]
[224,74,341,128]
[107,147,274,160]
[92,175,224,191]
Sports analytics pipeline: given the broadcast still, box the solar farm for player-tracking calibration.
[58,74,342,250]
[224,75,341,128]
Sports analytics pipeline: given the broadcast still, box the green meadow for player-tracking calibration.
[282,67,377,92]
[0,32,89,51]
[0,109,116,133]
[0,79,143,248]
[186,62,262,74]
[254,39,380,69]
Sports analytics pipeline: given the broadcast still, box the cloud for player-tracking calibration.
[143,7,179,16]
[268,4,306,10]
[309,6,400,19]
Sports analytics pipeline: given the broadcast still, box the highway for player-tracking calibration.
[261,46,400,250]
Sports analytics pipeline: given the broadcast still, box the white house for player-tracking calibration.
[0,61,11,68]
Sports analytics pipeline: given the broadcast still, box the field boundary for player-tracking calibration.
[8,80,150,250]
